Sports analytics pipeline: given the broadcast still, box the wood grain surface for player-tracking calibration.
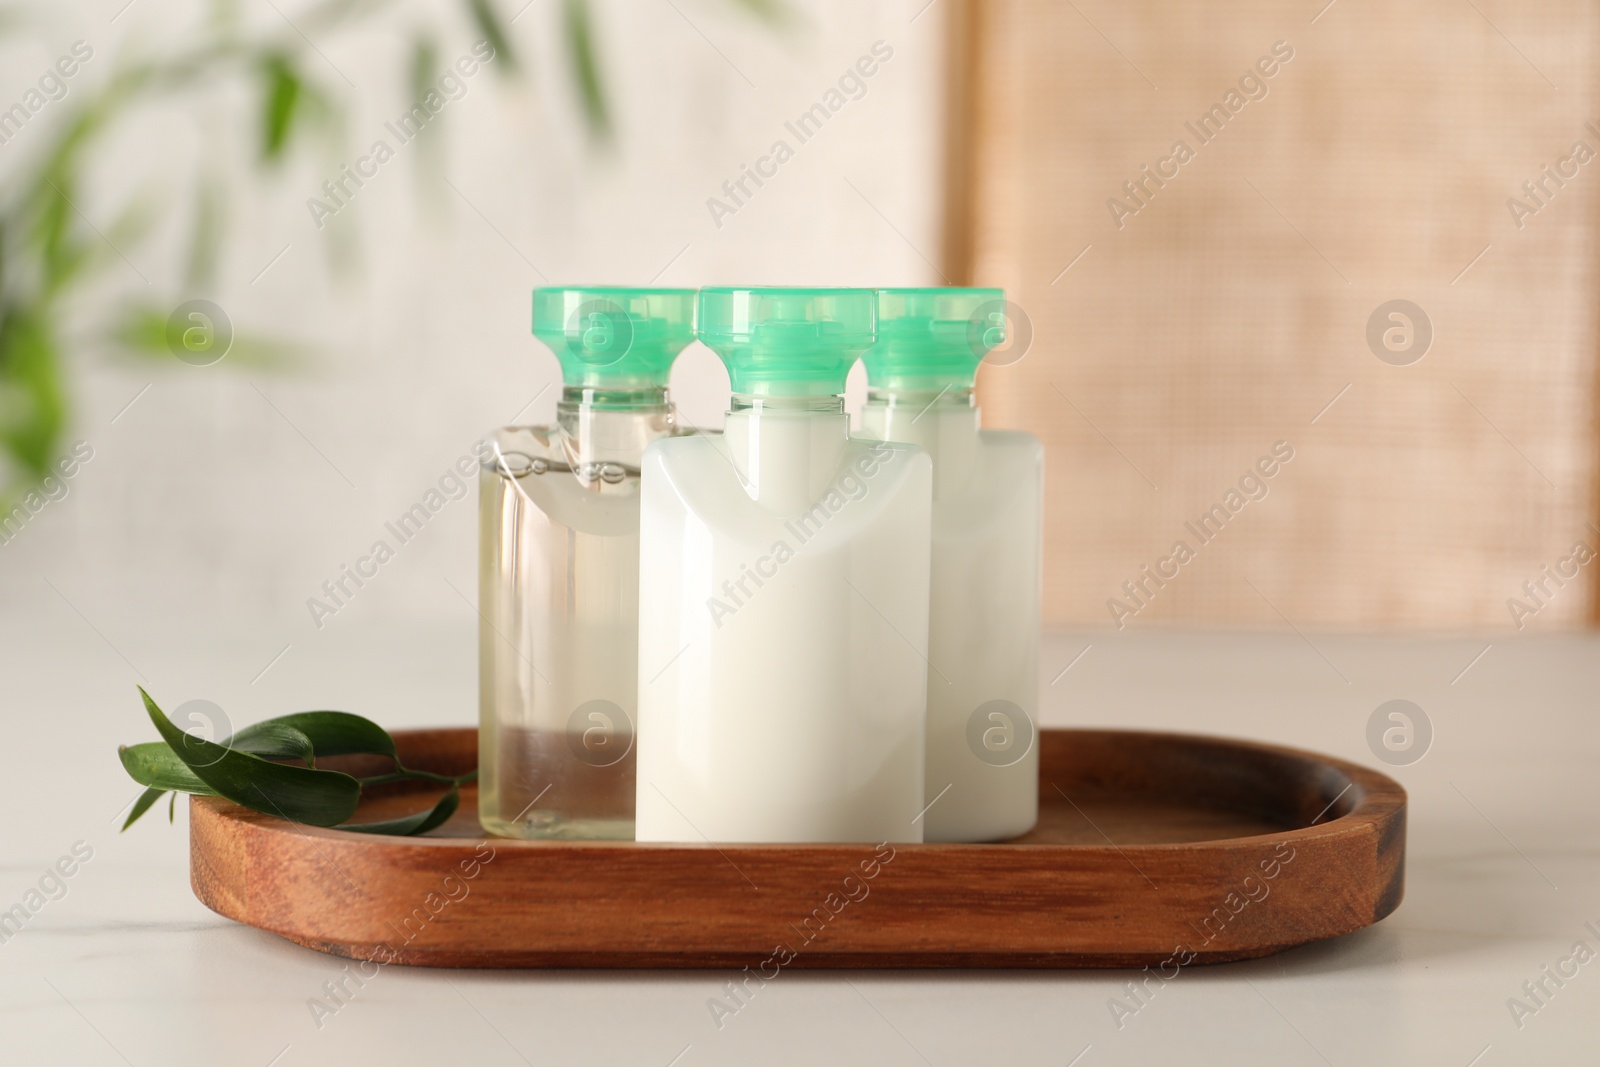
[189,728,1405,968]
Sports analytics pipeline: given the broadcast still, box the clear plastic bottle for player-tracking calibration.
[856,288,1043,842]
[479,287,696,839]
[634,288,934,843]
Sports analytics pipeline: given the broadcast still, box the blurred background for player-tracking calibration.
[5,4,1599,1063]
[1,0,1596,695]
[966,0,1600,631]
[0,0,946,678]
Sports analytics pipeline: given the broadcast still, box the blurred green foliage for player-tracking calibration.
[0,0,780,512]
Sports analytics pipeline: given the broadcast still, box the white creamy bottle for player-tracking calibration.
[635,288,933,843]
[856,288,1043,842]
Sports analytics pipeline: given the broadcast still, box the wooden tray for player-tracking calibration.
[189,728,1405,968]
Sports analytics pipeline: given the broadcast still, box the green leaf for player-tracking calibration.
[112,304,305,371]
[409,34,440,108]
[228,711,396,760]
[224,722,315,765]
[562,0,610,139]
[726,0,793,26]
[338,785,459,836]
[406,34,445,189]
[467,0,518,74]
[260,53,302,160]
[0,304,67,484]
[109,304,168,357]
[119,741,220,795]
[139,688,361,827]
[168,791,177,822]
[122,787,168,831]
[35,177,90,293]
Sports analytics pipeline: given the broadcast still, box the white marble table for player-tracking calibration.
[3,620,1595,1066]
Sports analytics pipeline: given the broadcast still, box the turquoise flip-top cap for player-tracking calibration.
[697,287,877,396]
[532,287,698,389]
[861,288,1005,390]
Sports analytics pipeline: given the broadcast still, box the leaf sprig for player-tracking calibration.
[118,688,474,837]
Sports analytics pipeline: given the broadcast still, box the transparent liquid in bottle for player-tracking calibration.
[478,392,675,839]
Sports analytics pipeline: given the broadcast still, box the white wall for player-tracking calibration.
[0,0,945,708]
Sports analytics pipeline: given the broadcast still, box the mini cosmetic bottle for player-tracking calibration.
[634,287,933,843]
[479,287,696,839]
[857,288,1043,842]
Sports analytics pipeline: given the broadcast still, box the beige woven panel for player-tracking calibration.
[967,0,1600,631]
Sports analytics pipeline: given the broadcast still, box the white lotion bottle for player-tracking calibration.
[856,288,1043,842]
[635,288,933,843]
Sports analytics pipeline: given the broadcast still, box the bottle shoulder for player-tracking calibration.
[977,427,1045,461]
[641,435,930,545]
[645,434,926,472]
[968,431,1044,487]
[485,425,645,535]
[932,433,1041,537]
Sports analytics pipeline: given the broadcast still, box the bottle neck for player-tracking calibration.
[728,393,845,415]
[859,385,980,500]
[558,384,671,412]
[723,392,850,514]
[863,384,976,410]
[555,385,674,470]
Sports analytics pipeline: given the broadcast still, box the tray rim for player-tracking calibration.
[193,725,1401,852]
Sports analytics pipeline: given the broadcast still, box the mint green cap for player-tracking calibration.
[697,287,876,397]
[532,287,697,390]
[861,287,1005,390]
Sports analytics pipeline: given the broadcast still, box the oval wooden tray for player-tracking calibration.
[189,728,1405,968]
